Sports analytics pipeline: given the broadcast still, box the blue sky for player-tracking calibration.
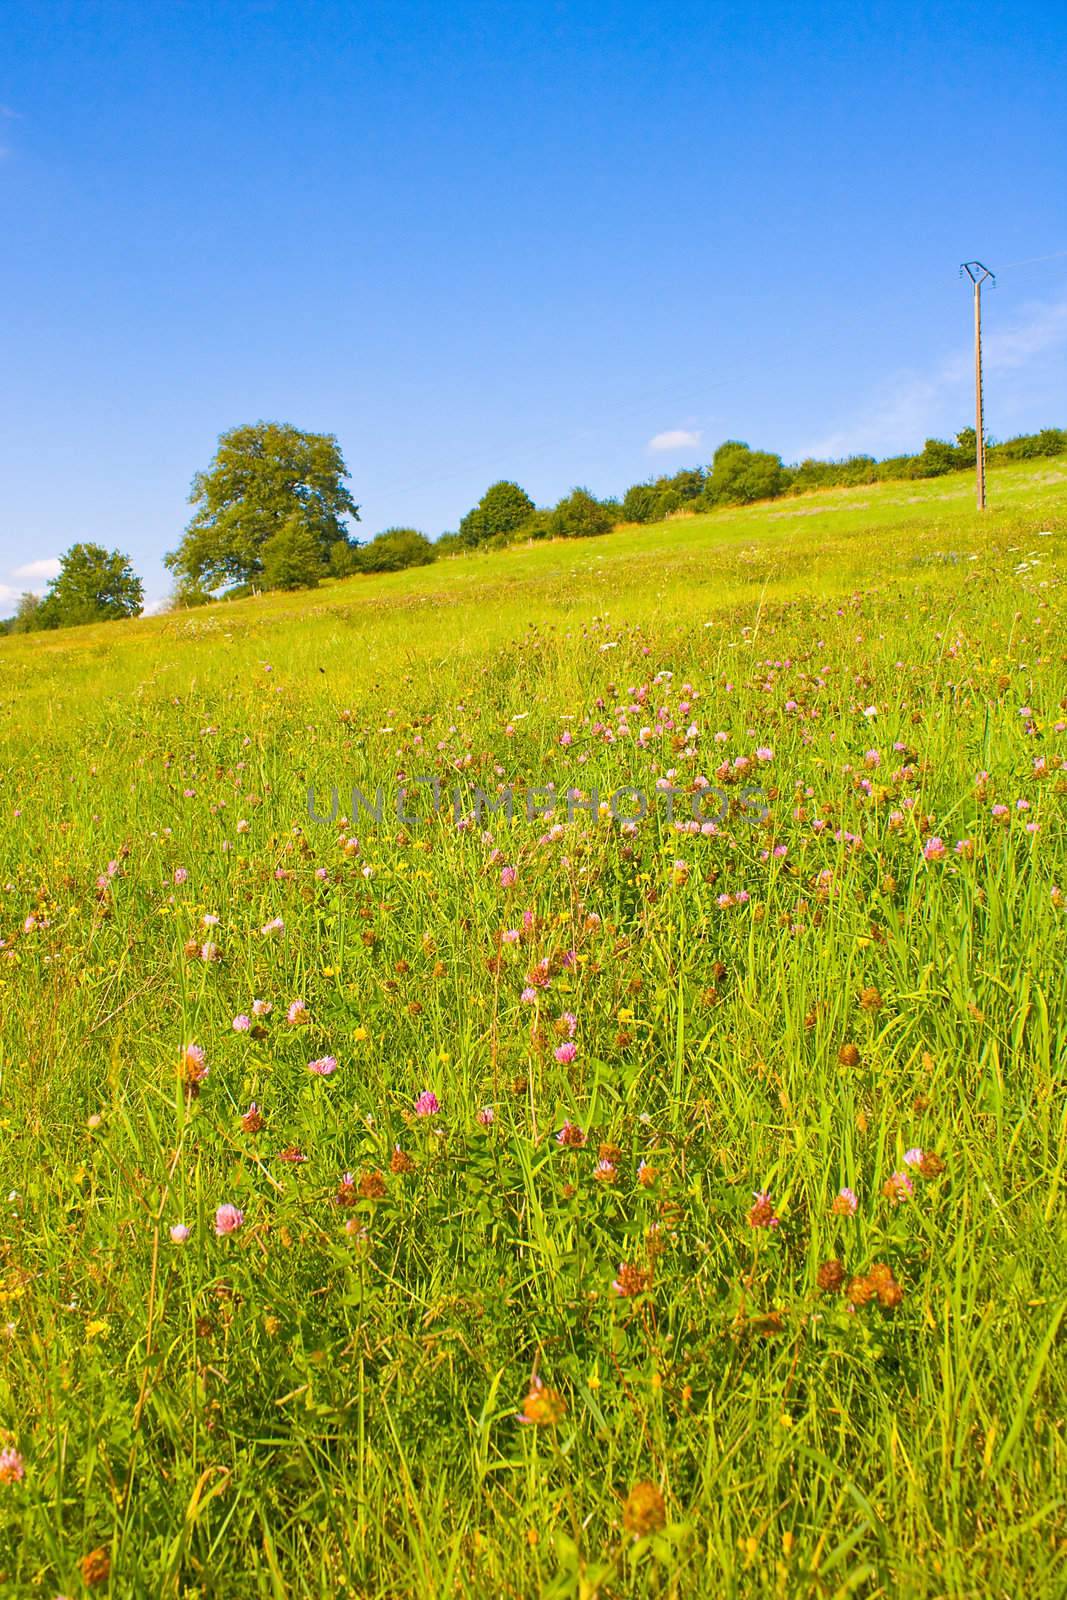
[1,0,1065,608]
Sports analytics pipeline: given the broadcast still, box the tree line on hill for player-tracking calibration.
[4,420,1064,632]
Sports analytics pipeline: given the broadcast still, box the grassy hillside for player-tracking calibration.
[0,458,1064,1598]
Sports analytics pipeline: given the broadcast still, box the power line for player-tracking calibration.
[362,253,1058,525]
[995,249,1067,271]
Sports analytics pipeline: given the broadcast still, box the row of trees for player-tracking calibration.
[453,481,616,548]
[612,427,1067,527]
[451,427,1067,546]
[5,420,1065,631]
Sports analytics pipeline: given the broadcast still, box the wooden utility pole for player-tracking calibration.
[960,261,994,509]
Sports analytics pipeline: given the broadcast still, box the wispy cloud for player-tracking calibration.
[648,428,702,453]
[984,297,1067,369]
[794,294,1067,461]
[0,107,20,160]
[12,557,61,580]
[0,584,18,604]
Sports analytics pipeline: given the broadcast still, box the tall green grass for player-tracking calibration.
[0,459,1063,1597]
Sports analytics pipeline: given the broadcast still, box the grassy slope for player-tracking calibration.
[0,459,1064,1598]
[5,457,1066,691]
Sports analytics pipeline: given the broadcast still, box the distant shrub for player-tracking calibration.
[548,488,616,539]
[906,438,967,478]
[358,528,436,573]
[621,468,707,526]
[516,511,554,541]
[329,538,363,578]
[171,578,215,610]
[789,455,879,493]
[10,592,44,632]
[665,467,706,502]
[954,428,977,467]
[703,441,788,506]
[621,484,662,524]
[989,427,1066,461]
[874,454,914,481]
[458,481,536,547]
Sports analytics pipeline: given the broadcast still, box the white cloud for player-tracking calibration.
[12,557,62,580]
[0,584,18,604]
[648,428,702,453]
[794,294,1067,462]
[142,596,170,616]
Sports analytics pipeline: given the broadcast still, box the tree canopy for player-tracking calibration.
[357,528,436,573]
[166,422,359,593]
[10,592,43,633]
[548,487,616,540]
[705,441,788,506]
[458,481,535,547]
[622,467,707,525]
[260,516,329,591]
[37,544,144,629]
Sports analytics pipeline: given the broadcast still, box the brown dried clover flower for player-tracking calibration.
[623,1480,666,1537]
[816,1258,846,1293]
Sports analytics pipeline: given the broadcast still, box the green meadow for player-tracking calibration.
[0,457,1064,1598]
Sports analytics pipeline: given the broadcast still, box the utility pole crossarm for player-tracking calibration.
[960,261,995,511]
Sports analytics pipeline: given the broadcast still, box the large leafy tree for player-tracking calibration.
[166,422,360,593]
[458,480,534,547]
[37,544,144,629]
